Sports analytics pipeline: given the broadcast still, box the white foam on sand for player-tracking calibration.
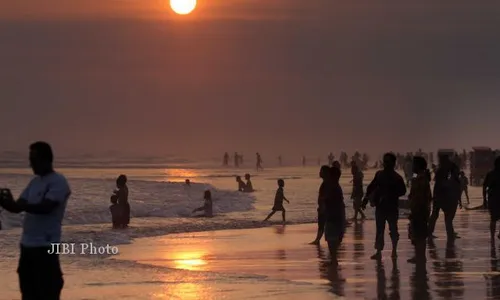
[0,176,255,229]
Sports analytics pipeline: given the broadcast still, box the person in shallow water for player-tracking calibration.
[110,174,130,229]
[310,165,331,245]
[263,179,290,224]
[324,166,347,262]
[236,176,246,192]
[244,173,254,192]
[350,161,366,220]
[192,190,213,218]
[407,156,432,264]
[0,141,71,300]
[484,157,500,240]
[459,171,470,205]
[363,152,406,260]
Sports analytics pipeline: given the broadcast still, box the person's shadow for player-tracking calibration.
[409,259,431,300]
[375,258,400,300]
[487,244,500,298]
[317,245,345,297]
[353,221,366,297]
[432,238,465,300]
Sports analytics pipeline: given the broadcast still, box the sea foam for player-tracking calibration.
[0,175,255,229]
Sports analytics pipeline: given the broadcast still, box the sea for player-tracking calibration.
[0,154,380,239]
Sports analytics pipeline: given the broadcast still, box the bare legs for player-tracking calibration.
[263,210,286,224]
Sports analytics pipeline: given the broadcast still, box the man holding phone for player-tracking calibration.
[0,142,71,300]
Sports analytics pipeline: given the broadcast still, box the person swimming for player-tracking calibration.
[236,176,246,192]
[244,173,254,192]
[192,190,213,218]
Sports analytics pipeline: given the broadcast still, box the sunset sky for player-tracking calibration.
[1,1,500,158]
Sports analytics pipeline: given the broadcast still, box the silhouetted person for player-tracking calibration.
[325,166,346,261]
[328,152,334,166]
[185,179,190,186]
[192,190,213,217]
[255,152,263,170]
[310,165,330,245]
[235,176,245,192]
[244,173,254,192]
[484,157,500,239]
[363,152,406,260]
[332,160,341,170]
[263,179,289,224]
[350,161,365,220]
[403,155,413,187]
[223,152,229,166]
[278,155,282,166]
[459,171,470,205]
[0,142,70,300]
[110,175,129,229]
[234,152,239,168]
[428,155,462,239]
[302,155,306,167]
[407,156,432,264]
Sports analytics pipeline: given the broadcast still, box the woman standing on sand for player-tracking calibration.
[324,166,346,262]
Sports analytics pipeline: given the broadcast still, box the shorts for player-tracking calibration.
[272,205,285,212]
[18,245,64,300]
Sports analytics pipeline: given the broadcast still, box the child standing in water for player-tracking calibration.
[263,179,289,224]
[192,190,213,217]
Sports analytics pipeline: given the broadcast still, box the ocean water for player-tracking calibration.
[0,160,376,228]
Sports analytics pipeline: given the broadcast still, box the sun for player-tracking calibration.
[170,0,197,15]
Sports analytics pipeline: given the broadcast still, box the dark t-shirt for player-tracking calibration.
[485,171,500,210]
[318,182,326,212]
[273,187,284,209]
[352,172,364,198]
[324,182,345,221]
[366,169,406,212]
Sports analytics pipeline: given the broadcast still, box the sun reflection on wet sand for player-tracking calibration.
[172,251,208,271]
[152,282,209,300]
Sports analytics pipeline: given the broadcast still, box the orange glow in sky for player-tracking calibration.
[170,0,197,15]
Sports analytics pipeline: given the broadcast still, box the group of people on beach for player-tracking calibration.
[305,152,500,266]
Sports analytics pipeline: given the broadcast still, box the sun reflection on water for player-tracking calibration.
[163,168,201,182]
[173,251,208,271]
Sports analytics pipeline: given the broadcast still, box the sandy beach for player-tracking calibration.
[2,203,499,299]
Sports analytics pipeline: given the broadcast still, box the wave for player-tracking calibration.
[0,179,256,229]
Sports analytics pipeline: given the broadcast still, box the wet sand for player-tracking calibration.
[2,207,500,299]
[113,207,500,300]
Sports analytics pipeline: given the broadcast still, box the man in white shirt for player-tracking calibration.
[0,141,71,300]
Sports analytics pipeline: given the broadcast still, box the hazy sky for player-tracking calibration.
[1,1,500,158]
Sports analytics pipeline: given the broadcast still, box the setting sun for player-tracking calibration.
[170,0,197,15]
